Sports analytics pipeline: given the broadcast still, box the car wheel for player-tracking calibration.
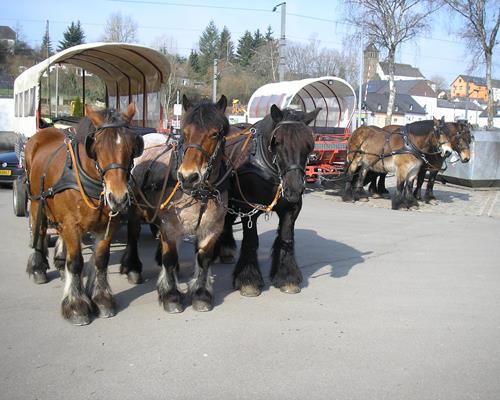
[13,176,27,217]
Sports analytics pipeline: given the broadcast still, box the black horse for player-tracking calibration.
[216,104,320,296]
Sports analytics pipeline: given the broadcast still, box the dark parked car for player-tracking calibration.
[0,151,27,216]
[0,151,23,185]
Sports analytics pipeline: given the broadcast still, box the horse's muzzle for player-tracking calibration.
[178,171,201,191]
[106,191,130,212]
[460,150,471,163]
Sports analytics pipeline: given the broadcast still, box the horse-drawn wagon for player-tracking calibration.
[12,42,171,216]
[247,76,357,183]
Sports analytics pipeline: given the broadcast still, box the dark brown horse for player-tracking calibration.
[343,119,452,210]
[25,104,144,325]
[413,121,472,203]
[362,121,472,203]
[121,95,230,313]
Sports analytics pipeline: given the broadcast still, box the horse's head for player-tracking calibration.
[269,105,320,203]
[432,117,453,158]
[447,121,472,162]
[84,104,144,212]
[177,95,229,192]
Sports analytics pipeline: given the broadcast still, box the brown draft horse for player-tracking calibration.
[343,119,452,210]
[25,104,144,325]
[121,95,230,313]
[364,121,473,203]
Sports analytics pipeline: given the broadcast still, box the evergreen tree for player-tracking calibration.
[253,29,265,49]
[198,20,220,74]
[236,30,255,67]
[218,26,234,62]
[58,21,85,51]
[41,27,53,57]
[265,25,274,42]
[188,50,201,74]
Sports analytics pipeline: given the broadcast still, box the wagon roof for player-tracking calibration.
[14,42,170,96]
[247,76,357,128]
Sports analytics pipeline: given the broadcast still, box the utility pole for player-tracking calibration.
[357,39,363,128]
[465,80,469,121]
[212,58,218,102]
[46,20,51,117]
[273,2,286,82]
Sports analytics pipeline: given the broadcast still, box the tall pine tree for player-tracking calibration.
[253,29,265,49]
[41,25,53,57]
[198,20,219,74]
[265,26,274,42]
[188,50,201,74]
[236,30,254,67]
[218,26,234,62]
[58,21,85,51]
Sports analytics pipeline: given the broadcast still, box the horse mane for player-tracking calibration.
[406,120,435,136]
[183,100,229,134]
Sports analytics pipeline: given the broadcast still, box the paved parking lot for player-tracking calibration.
[0,183,499,400]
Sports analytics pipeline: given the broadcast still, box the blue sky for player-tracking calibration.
[2,0,499,85]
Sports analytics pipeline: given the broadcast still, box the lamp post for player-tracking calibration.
[272,2,286,82]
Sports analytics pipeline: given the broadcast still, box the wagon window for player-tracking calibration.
[23,90,28,116]
[29,87,36,116]
[14,93,19,117]
[133,94,143,124]
[147,92,160,129]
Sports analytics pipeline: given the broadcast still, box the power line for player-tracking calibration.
[106,0,272,13]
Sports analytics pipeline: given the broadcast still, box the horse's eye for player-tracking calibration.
[211,132,219,139]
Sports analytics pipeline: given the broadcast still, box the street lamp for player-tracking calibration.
[272,2,286,82]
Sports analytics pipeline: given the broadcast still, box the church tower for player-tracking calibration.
[363,43,379,82]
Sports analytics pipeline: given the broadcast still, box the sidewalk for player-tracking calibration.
[309,176,500,218]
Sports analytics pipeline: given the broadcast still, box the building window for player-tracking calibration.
[377,104,382,111]
[409,104,413,111]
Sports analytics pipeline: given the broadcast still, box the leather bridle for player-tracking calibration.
[85,121,135,180]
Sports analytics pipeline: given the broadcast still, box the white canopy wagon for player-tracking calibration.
[12,42,171,216]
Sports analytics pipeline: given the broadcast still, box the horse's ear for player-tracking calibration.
[303,107,322,125]
[182,95,192,111]
[122,103,136,123]
[85,135,96,160]
[134,135,144,158]
[85,105,104,127]
[216,95,227,113]
[270,104,283,123]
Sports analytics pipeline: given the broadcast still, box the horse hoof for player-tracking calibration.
[164,302,184,314]
[371,193,382,199]
[358,197,369,202]
[97,306,116,319]
[33,270,48,284]
[280,284,301,294]
[70,314,91,326]
[127,271,143,285]
[192,300,213,312]
[240,285,261,297]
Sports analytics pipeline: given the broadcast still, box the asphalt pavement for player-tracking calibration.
[0,183,499,400]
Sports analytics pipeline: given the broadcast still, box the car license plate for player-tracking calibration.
[0,169,12,176]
